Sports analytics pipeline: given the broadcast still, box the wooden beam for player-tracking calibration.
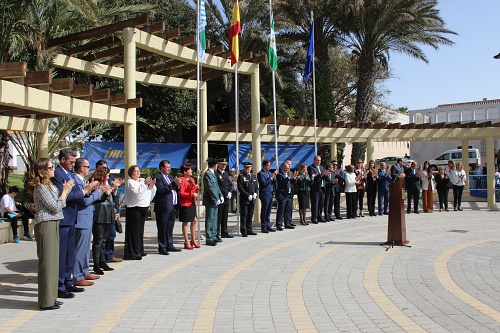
[126,98,142,109]
[48,15,149,47]
[202,70,227,81]
[86,45,122,61]
[166,64,196,76]
[157,28,181,40]
[331,121,346,128]
[175,35,196,46]
[251,54,267,63]
[50,78,73,92]
[240,51,253,62]
[0,62,26,79]
[25,71,52,86]
[149,60,184,74]
[3,109,41,117]
[91,89,110,102]
[65,36,121,56]
[71,84,93,98]
[136,56,164,69]
[109,93,127,106]
[183,67,217,80]
[318,120,332,127]
[206,45,225,55]
[34,114,56,120]
[373,122,388,129]
[143,21,165,34]
[109,49,153,66]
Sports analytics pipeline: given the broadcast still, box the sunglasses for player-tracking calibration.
[47,166,54,170]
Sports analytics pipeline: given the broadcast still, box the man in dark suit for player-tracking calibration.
[257,160,276,233]
[154,160,182,255]
[276,160,297,230]
[405,161,421,214]
[322,163,338,222]
[203,159,223,246]
[73,158,103,287]
[390,158,405,182]
[377,162,391,215]
[308,155,327,223]
[237,162,259,237]
[52,148,97,299]
[216,158,233,239]
[332,160,345,220]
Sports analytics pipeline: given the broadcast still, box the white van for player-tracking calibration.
[428,148,481,171]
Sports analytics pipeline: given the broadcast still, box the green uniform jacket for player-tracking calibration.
[203,169,222,206]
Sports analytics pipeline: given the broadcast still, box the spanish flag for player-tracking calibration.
[229,0,241,66]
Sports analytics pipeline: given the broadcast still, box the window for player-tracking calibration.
[469,151,477,158]
[451,152,462,159]
[436,153,449,161]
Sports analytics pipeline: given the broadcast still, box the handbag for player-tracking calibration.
[115,218,123,234]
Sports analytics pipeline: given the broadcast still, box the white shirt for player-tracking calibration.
[450,169,466,186]
[0,194,16,216]
[419,170,433,191]
[344,173,357,193]
[124,178,157,208]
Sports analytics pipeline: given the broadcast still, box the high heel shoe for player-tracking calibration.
[190,240,201,248]
[184,241,193,250]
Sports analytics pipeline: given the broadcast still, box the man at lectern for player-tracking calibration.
[390,158,405,182]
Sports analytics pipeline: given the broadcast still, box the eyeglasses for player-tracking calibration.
[47,166,54,170]
[82,166,90,169]
[357,161,363,164]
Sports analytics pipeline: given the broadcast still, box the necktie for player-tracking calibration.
[67,172,73,180]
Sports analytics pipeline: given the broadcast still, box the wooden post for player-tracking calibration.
[385,177,409,245]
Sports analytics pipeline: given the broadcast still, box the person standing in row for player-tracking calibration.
[420,161,434,213]
[332,161,344,220]
[405,161,421,214]
[451,162,466,211]
[238,162,258,236]
[203,159,223,246]
[154,160,182,255]
[275,160,297,230]
[178,164,200,249]
[216,158,233,239]
[123,165,156,260]
[33,158,74,310]
[296,163,314,225]
[323,163,337,222]
[355,160,366,217]
[435,166,451,212]
[257,160,276,233]
[377,162,391,215]
[365,160,378,217]
[308,155,326,223]
[344,165,357,219]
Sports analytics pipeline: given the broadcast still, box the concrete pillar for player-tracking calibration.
[251,67,262,222]
[330,142,337,163]
[486,136,497,208]
[366,138,374,165]
[36,120,49,158]
[462,139,469,191]
[123,27,137,177]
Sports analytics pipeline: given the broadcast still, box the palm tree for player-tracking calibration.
[339,0,456,163]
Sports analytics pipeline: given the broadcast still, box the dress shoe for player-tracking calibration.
[221,234,234,238]
[58,291,75,299]
[383,212,388,215]
[241,233,248,237]
[336,216,343,220]
[184,242,193,250]
[261,229,269,233]
[40,304,60,310]
[325,217,331,222]
[276,226,283,231]
[67,285,84,293]
[106,257,123,263]
[458,207,462,211]
[215,237,223,242]
[190,240,201,248]
[247,231,257,235]
[291,223,297,227]
[267,228,276,232]
[406,210,411,214]
[318,218,325,222]
[84,274,100,280]
[167,247,182,252]
[74,279,93,287]
[285,225,295,229]
[311,219,318,224]
[414,211,420,214]
[141,253,148,257]
[54,300,63,306]
[93,269,105,275]
[159,249,169,255]
[206,240,217,246]
[100,263,115,271]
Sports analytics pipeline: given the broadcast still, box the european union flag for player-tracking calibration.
[304,22,314,82]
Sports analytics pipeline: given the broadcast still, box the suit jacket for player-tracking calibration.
[154,172,179,213]
[390,164,405,182]
[276,170,296,200]
[237,172,258,205]
[75,175,102,229]
[307,164,324,192]
[322,171,336,197]
[404,167,421,193]
[257,169,275,199]
[377,169,391,192]
[334,169,345,193]
[52,165,84,226]
[203,169,222,207]
[215,169,232,205]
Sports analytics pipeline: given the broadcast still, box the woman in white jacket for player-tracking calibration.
[420,161,434,213]
[450,162,466,211]
[344,165,357,219]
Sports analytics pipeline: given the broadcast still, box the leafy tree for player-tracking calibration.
[339,0,456,164]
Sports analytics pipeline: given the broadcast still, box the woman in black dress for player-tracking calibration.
[365,160,378,216]
[296,163,314,225]
[435,166,451,211]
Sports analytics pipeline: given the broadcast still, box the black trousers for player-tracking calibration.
[217,203,229,236]
[407,191,420,212]
[366,186,377,215]
[92,223,110,271]
[240,203,255,234]
[3,212,29,237]
[324,190,334,219]
[334,191,342,218]
[124,206,148,259]
[310,188,325,222]
[357,189,365,212]
[453,185,464,208]
[437,188,449,210]
[276,197,293,227]
[345,192,357,218]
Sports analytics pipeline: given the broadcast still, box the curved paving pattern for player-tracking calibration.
[0,202,499,332]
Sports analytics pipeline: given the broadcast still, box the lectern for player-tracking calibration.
[384,177,409,246]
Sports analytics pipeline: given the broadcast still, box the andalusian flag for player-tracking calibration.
[198,0,207,60]
[268,3,277,71]
[229,0,241,66]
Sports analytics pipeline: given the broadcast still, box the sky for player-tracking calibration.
[383,0,500,111]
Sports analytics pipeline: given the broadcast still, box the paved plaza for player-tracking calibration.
[0,202,499,332]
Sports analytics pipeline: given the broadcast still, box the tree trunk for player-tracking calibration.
[0,131,11,194]
[352,54,377,164]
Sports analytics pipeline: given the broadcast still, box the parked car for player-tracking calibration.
[375,156,414,167]
[427,148,481,171]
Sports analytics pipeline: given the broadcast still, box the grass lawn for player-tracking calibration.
[7,173,27,203]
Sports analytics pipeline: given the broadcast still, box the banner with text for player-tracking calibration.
[227,144,315,170]
[83,142,191,169]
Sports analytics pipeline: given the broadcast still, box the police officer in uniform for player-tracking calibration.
[215,158,233,239]
[237,162,259,237]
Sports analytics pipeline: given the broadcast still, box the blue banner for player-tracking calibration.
[83,142,191,169]
[227,144,316,170]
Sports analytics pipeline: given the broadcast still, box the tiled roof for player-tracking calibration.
[436,99,500,108]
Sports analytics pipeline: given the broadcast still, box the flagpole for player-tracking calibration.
[311,11,317,156]
[196,0,202,244]
[270,0,279,169]
[234,62,240,235]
